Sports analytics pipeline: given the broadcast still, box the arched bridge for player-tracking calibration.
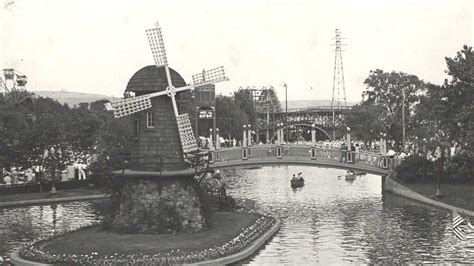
[264,121,333,142]
[209,145,400,176]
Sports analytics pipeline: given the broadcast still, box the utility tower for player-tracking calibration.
[330,29,347,109]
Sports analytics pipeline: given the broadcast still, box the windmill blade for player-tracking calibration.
[105,85,194,118]
[176,113,198,153]
[192,66,229,87]
[146,24,168,67]
[108,95,153,118]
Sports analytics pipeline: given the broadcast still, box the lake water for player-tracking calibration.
[1,165,473,264]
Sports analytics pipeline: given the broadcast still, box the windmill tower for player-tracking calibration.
[330,29,347,109]
[105,22,228,171]
[103,22,228,234]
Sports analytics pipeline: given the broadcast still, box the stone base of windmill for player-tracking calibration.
[109,173,208,233]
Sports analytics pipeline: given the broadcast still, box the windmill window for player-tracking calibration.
[146,112,155,128]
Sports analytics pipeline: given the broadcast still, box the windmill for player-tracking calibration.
[104,22,228,169]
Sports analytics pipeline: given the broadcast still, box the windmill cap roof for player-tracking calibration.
[125,65,186,93]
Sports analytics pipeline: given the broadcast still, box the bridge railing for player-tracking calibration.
[211,145,402,172]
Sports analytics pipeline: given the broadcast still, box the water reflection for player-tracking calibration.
[0,201,103,259]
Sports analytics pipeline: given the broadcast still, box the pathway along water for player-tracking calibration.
[1,166,473,264]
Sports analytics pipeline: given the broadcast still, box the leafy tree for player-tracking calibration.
[215,96,249,140]
[344,103,385,144]
[361,70,426,148]
[234,89,257,127]
[432,45,473,149]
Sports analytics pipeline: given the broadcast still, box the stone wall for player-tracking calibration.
[383,175,474,217]
[110,176,207,233]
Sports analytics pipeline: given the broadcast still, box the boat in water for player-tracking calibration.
[291,173,305,188]
[345,174,356,181]
[291,178,305,188]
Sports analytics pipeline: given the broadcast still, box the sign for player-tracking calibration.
[198,110,214,119]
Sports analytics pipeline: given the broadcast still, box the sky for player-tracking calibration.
[0,0,472,102]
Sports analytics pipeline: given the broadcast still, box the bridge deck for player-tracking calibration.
[210,145,395,176]
[213,157,389,176]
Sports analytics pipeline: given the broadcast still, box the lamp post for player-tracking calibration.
[435,144,443,197]
[247,124,252,147]
[283,83,288,143]
[209,128,214,150]
[43,146,62,196]
[215,128,220,150]
[311,124,316,146]
[243,125,247,148]
[402,86,406,151]
[346,127,351,148]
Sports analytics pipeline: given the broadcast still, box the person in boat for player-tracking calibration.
[297,172,304,180]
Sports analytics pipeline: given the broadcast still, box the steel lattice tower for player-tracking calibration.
[331,29,347,109]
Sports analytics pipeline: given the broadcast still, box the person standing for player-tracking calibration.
[340,143,348,163]
[25,168,34,182]
[3,173,11,185]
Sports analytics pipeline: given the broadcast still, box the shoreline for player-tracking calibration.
[0,194,109,208]
[10,215,282,266]
[383,175,474,218]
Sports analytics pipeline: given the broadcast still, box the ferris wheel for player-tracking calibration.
[0,68,29,103]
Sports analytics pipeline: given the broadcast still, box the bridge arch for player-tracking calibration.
[211,146,391,176]
[269,121,332,142]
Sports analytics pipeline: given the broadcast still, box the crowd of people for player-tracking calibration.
[1,147,97,186]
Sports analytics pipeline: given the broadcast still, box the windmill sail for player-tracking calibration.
[146,26,168,67]
[109,95,153,118]
[176,113,197,153]
[192,66,229,87]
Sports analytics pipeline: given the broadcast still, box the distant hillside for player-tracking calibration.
[32,91,117,107]
[281,100,359,109]
[31,91,358,110]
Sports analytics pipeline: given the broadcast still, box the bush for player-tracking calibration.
[445,151,474,183]
[395,155,436,183]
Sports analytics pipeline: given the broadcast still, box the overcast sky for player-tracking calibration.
[1,0,472,102]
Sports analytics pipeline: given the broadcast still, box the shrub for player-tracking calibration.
[445,151,474,183]
[395,155,436,183]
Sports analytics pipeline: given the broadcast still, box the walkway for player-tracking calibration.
[210,145,395,176]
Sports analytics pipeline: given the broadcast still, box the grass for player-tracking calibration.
[42,212,260,255]
[0,189,104,203]
[402,181,474,212]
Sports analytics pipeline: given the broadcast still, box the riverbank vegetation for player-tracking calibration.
[347,45,473,184]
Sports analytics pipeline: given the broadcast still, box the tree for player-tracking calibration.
[344,103,385,144]
[234,89,257,127]
[361,70,426,148]
[435,45,473,149]
[215,96,249,140]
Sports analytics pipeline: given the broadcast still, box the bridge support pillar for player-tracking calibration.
[381,156,389,169]
[208,150,214,164]
[310,147,316,160]
[276,146,283,159]
[241,147,248,160]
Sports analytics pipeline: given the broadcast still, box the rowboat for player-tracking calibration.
[291,177,305,188]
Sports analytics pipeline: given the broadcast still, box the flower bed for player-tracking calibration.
[19,213,276,265]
